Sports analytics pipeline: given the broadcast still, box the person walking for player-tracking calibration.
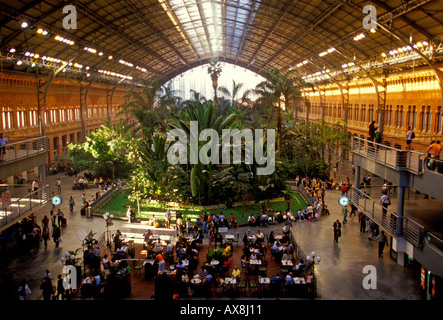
[333,220,342,243]
[380,192,391,226]
[42,225,50,249]
[17,279,31,300]
[68,196,75,213]
[0,132,7,162]
[56,178,62,194]
[57,208,65,228]
[359,212,367,232]
[342,205,348,224]
[52,224,61,247]
[406,126,414,150]
[40,277,54,301]
[376,231,388,258]
[55,274,65,300]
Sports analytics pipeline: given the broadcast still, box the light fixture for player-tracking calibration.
[98,52,103,56]
[108,55,113,60]
[370,28,376,33]
[422,41,429,46]
[21,21,28,28]
[16,60,23,65]
[319,51,328,57]
[9,48,16,53]
[353,33,366,41]
[36,28,44,34]
[327,47,336,53]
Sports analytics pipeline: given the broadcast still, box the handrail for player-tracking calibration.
[351,136,425,175]
[0,136,49,165]
[349,186,425,247]
[0,184,51,229]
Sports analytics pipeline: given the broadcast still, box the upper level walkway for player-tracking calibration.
[351,136,443,202]
[0,136,50,232]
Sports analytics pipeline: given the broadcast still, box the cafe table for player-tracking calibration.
[224,277,237,285]
[281,260,293,266]
[182,259,189,267]
[293,277,306,284]
[191,278,201,284]
[210,259,219,266]
[250,259,262,265]
[225,234,235,241]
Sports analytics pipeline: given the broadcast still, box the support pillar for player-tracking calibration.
[80,80,93,142]
[397,185,405,235]
[106,85,117,125]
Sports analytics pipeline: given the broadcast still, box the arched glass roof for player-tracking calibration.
[0,0,441,87]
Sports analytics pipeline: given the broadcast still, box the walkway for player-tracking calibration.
[1,157,424,300]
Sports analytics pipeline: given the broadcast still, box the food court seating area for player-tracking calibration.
[79,226,317,300]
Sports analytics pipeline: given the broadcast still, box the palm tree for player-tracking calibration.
[118,78,169,138]
[169,100,239,205]
[218,80,252,108]
[254,68,306,154]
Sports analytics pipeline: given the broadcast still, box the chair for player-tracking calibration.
[236,282,247,296]
[248,282,259,295]
[232,233,239,247]
[133,261,144,276]
[280,268,289,276]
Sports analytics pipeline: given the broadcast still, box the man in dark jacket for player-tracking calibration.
[368,121,377,141]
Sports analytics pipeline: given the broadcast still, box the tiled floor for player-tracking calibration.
[0,155,426,300]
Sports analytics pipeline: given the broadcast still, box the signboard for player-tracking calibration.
[2,190,11,207]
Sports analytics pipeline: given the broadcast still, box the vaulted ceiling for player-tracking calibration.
[0,0,442,87]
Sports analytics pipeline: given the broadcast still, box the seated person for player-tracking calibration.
[231,265,241,279]
[240,255,251,274]
[248,214,256,227]
[176,244,186,259]
[293,259,305,275]
[215,275,225,288]
[199,267,208,279]
[271,273,283,284]
[144,229,153,243]
[260,212,268,225]
[147,215,156,227]
[282,251,292,261]
[229,213,238,228]
[254,230,265,243]
[102,254,111,269]
[285,272,294,287]
[116,247,126,259]
[250,252,259,261]
[176,259,186,273]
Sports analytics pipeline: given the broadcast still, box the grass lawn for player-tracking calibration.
[95,190,308,226]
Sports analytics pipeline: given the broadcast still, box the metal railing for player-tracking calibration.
[0,184,51,228]
[351,136,425,175]
[349,186,425,247]
[88,179,123,215]
[0,136,49,165]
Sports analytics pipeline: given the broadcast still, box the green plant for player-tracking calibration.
[206,247,225,264]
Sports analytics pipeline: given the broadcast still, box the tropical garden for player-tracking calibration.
[68,61,349,222]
